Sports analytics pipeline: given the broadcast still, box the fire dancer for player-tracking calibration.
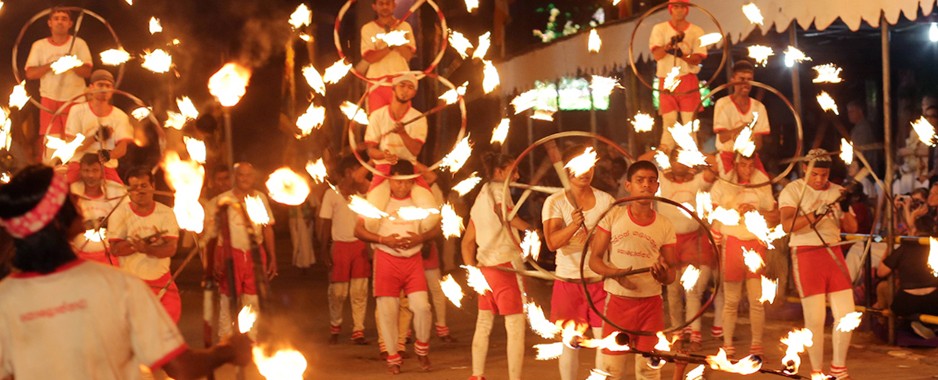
[355,160,439,374]
[712,60,769,176]
[319,156,372,345]
[63,70,134,184]
[25,7,92,160]
[205,162,277,338]
[542,146,615,380]
[361,0,417,112]
[589,160,677,380]
[779,149,858,380]
[0,165,253,378]
[461,152,531,380]
[649,0,707,153]
[69,153,126,266]
[109,167,182,322]
[365,74,427,188]
[710,154,777,358]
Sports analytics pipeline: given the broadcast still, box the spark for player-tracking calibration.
[685,364,705,380]
[709,207,741,226]
[748,45,774,66]
[521,230,541,261]
[654,331,676,351]
[149,17,162,34]
[784,46,811,67]
[298,33,312,42]
[397,206,440,221]
[743,211,786,248]
[759,275,778,304]
[161,151,205,233]
[373,30,411,47]
[46,134,85,163]
[840,138,854,165]
[530,109,556,121]
[8,81,28,110]
[83,228,107,243]
[348,195,388,219]
[253,347,307,380]
[183,136,206,164]
[176,97,199,120]
[930,238,938,277]
[663,66,682,92]
[631,111,655,133]
[817,91,839,115]
[441,203,464,238]
[164,111,187,130]
[0,108,11,150]
[339,101,369,125]
[296,104,326,137]
[440,135,473,173]
[131,107,152,121]
[439,82,468,105]
[464,0,479,12]
[590,75,621,98]
[482,60,500,94]
[911,117,936,147]
[462,265,492,294]
[741,3,764,25]
[698,33,723,48]
[681,265,701,291]
[473,32,491,60]
[448,30,474,59]
[588,29,602,53]
[705,348,762,375]
[244,195,271,225]
[171,38,181,46]
[491,118,510,144]
[511,89,539,114]
[813,63,844,84]
[238,305,257,334]
[742,248,765,273]
[836,312,863,332]
[305,158,328,183]
[653,150,671,171]
[301,65,326,96]
[265,167,311,206]
[289,4,312,29]
[141,49,173,73]
[209,63,251,107]
[323,59,352,84]
[780,328,814,375]
[452,173,482,196]
[100,49,131,66]
[440,274,464,308]
[534,343,564,360]
[564,147,598,177]
[50,55,83,74]
[525,302,560,339]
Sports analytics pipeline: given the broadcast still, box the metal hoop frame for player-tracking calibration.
[48,88,165,154]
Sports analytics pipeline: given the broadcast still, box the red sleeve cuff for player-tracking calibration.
[149,343,188,370]
[596,226,610,234]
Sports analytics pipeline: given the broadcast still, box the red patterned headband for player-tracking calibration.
[0,174,69,238]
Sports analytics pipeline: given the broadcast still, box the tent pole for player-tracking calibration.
[881,14,896,346]
[789,26,803,119]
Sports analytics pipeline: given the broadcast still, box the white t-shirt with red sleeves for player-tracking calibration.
[360,20,416,80]
[542,188,615,279]
[778,179,846,247]
[0,260,186,379]
[319,188,360,243]
[64,103,134,169]
[70,180,127,253]
[109,202,180,281]
[204,190,276,251]
[710,171,775,240]
[470,183,521,267]
[365,105,427,165]
[598,206,677,298]
[712,96,770,152]
[372,196,422,257]
[25,36,92,102]
[649,21,707,78]
[657,172,712,234]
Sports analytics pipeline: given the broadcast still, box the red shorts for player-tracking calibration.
[658,73,701,114]
[422,242,439,270]
[330,240,371,282]
[479,264,524,315]
[717,151,766,175]
[723,236,765,282]
[145,272,181,323]
[677,230,714,267]
[367,83,393,113]
[214,247,267,296]
[373,251,428,297]
[550,280,606,328]
[792,245,851,298]
[76,250,119,267]
[40,97,71,136]
[65,162,124,185]
[602,295,664,354]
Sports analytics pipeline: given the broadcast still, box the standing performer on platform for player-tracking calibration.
[0,165,253,378]
[69,153,126,266]
[63,70,134,184]
[424,178,456,343]
[109,167,182,322]
[205,162,277,339]
[365,74,427,188]
[25,7,92,160]
[461,152,530,380]
[590,160,677,380]
[710,154,777,358]
[361,0,416,112]
[779,149,858,380]
[712,60,770,176]
[543,146,615,380]
[649,0,707,153]
[355,161,439,374]
[320,157,372,345]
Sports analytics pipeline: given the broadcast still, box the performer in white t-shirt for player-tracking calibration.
[361,0,417,112]
[365,74,429,189]
[109,167,182,323]
[779,149,858,380]
[63,70,134,184]
[69,153,126,267]
[712,60,770,176]
[590,160,677,380]
[542,146,615,380]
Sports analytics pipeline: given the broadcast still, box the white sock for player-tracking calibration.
[505,314,526,380]
[471,310,495,377]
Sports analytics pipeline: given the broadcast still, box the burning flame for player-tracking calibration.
[164,111,187,130]
[559,320,588,348]
[654,150,671,171]
[183,136,206,164]
[244,195,271,225]
[491,118,510,144]
[482,60,500,94]
[100,49,131,66]
[131,107,151,121]
[348,195,388,219]
[733,126,756,158]
[742,248,765,273]
[448,30,474,59]
[817,91,839,115]
[305,158,327,183]
[681,265,701,292]
[289,4,312,29]
[162,151,205,233]
[811,373,832,380]
[780,328,814,375]
[209,63,251,107]
[742,3,764,25]
[323,59,352,84]
[686,364,705,380]
[148,17,162,34]
[46,134,85,163]
[440,274,464,308]
[654,331,676,351]
[663,66,682,92]
[238,305,258,334]
[439,82,468,105]
[253,347,308,380]
[743,211,786,248]
[0,108,11,151]
[698,33,723,48]
[836,311,863,332]
[911,117,936,147]
[588,29,602,53]
[748,45,774,66]
[298,33,312,42]
[511,89,539,114]
[813,64,843,84]
[632,111,655,133]
[840,138,854,165]
[709,207,741,226]
[694,191,713,219]
[339,101,369,125]
[590,75,621,98]
[464,0,479,12]
[296,104,326,137]
[452,173,482,196]
[580,331,631,352]
[440,135,473,173]
[83,228,107,243]
[705,348,762,375]
[9,81,29,109]
[525,302,560,339]
[141,49,173,73]
[669,120,704,167]
[50,55,83,75]
[176,97,199,120]
[784,46,812,66]
[397,206,440,221]
[473,32,491,60]
[586,369,612,380]
[302,65,326,96]
[521,230,542,261]
[759,275,778,304]
[373,30,410,47]
[534,343,564,360]
[462,265,492,294]
[441,203,464,238]
[564,147,598,177]
[265,167,311,206]
[530,109,556,121]
[929,238,938,277]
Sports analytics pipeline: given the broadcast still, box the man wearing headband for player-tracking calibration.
[69,152,126,266]
[0,165,252,378]
[364,73,428,188]
[712,60,769,176]
[361,0,416,112]
[779,149,858,380]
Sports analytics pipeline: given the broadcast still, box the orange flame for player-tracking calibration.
[209,63,252,107]
[521,230,542,261]
[265,167,310,206]
[559,320,589,348]
[929,238,938,277]
[525,302,560,339]
[912,117,936,147]
[462,265,492,294]
[162,151,205,233]
[183,136,206,164]
[141,49,172,73]
[780,328,813,375]
[244,195,271,225]
[742,248,765,273]
[46,134,85,163]
[448,31,474,59]
[759,275,777,304]
[441,203,463,238]
[705,348,762,375]
[588,29,602,53]
[580,331,630,353]
[748,45,774,66]
[564,147,598,177]
[253,346,308,380]
[835,312,863,332]
[473,32,491,59]
[100,49,131,66]
[452,173,482,196]
[534,342,564,360]
[440,274,464,308]
[50,55,83,74]
[238,305,258,334]
[742,3,764,25]
[9,81,29,109]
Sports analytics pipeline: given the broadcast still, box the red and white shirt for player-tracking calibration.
[657,172,711,234]
[109,202,179,281]
[205,190,276,251]
[373,196,422,257]
[319,188,360,243]
[64,104,134,169]
[649,21,707,78]
[25,36,92,102]
[710,171,775,240]
[779,179,846,247]
[542,188,615,279]
[360,20,416,80]
[0,260,186,379]
[598,207,676,298]
[70,180,127,253]
[365,105,427,165]
[712,96,770,153]
[470,183,521,267]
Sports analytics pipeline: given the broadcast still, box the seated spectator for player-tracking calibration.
[876,217,938,339]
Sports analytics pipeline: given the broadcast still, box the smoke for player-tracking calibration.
[237,16,292,69]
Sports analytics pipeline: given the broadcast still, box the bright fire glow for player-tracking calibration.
[149,17,162,34]
[813,63,843,84]
[253,347,307,380]
[654,150,671,171]
[289,4,312,29]
[302,65,326,96]
[373,30,410,47]
[840,138,854,165]
[695,191,713,219]
[586,369,612,380]
[0,108,11,151]
[164,111,187,130]
[183,136,206,164]
[397,206,440,221]
[780,328,814,375]
[698,33,723,48]
[580,331,631,352]
[100,49,131,66]
[465,0,479,12]
[654,331,676,351]
[462,265,492,294]
[473,32,491,60]
[162,151,205,233]
[448,30,474,59]
[50,55,83,75]
[511,89,539,114]
[141,49,173,73]
[784,46,812,67]
[836,311,863,332]
[526,302,560,339]
[83,228,107,243]
[686,364,705,380]
[348,195,388,219]
[339,101,369,125]
[663,66,682,92]
[911,117,936,147]
[706,348,762,375]
[521,229,542,261]
[530,109,556,121]
[9,81,29,109]
[564,147,598,177]
[238,305,258,334]
[709,207,741,226]
[759,275,778,304]
[265,167,311,206]
[588,29,602,53]
[439,82,468,105]
[323,59,352,84]
[631,112,655,133]
[440,274,464,308]
[131,107,152,121]
[176,97,199,120]
[669,120,703,163]
[590,75,620,98]
[811,373,831,380]
[491,118,510,144]
[743,211,786,248]
[209,63,251,107]
[296,104,326,137]
[559,320,588,348]
[534,342,564,360]
[46,134,85,163]
[482,60,500,94]
[681,265,701,292]
[305,158,327,183]
[817,91,839,115]
[441,203,464,238]
[244,195,271,225]
[742,248,765,273]
[748,45,774,66]
[733,125,756,158]
[742,3,764,25]
[440,135,473,173]
[929,238,938,277]
[452,173,482,196]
